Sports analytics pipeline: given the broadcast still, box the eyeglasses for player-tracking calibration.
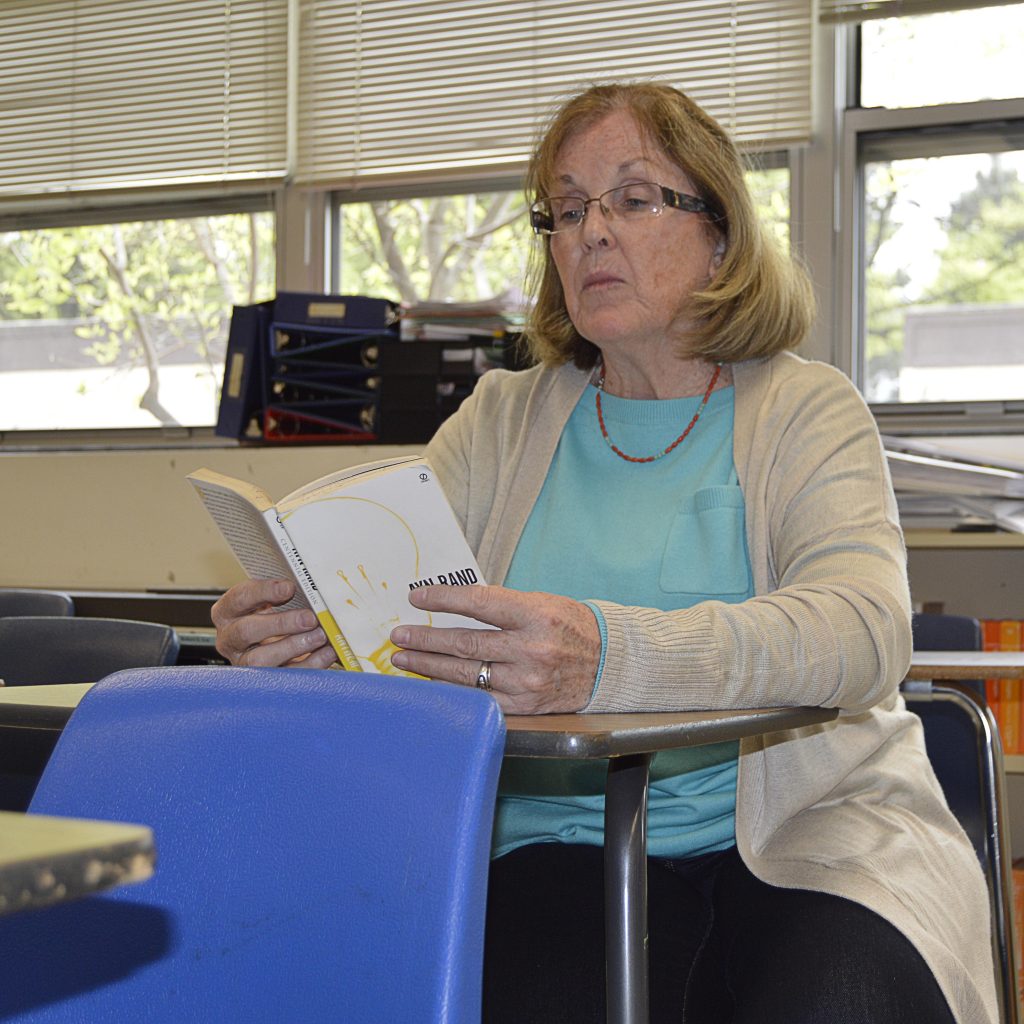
[529,181,717,235]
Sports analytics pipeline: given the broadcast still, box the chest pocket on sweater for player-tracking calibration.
[659,485,752,598]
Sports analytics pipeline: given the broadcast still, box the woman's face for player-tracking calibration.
[547,108,720,357]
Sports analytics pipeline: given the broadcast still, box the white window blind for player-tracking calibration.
[820,0,1020,22]
[296,0,813,190]
[0,0,288,205]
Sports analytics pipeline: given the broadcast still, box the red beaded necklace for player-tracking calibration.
[595,360,723,464]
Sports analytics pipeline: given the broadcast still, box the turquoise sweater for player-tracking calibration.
[497,383,753,859]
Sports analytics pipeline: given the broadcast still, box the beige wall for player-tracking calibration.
[5,443,1024,624]
[0,444,420,593]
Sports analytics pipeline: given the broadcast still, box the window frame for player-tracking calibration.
[7,10,1024,449]
[0,190,278,450]
[829,20,1024,435]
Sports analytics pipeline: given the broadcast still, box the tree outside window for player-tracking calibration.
[0,211,275,431]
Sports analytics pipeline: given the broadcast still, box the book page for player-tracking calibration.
[189,476,307,612]
[281,459,486,675]
[278,455,422,510]
[188,467,275,512]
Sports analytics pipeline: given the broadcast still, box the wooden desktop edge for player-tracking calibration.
[504,706,838,759]
[904,652,1024,681]
[0,811,155,916]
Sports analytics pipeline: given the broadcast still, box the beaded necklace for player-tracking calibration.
[594,360,723,464]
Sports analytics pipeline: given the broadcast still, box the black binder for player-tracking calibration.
[214,299,273,439]
[215,291,526,444]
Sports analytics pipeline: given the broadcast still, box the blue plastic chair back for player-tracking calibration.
[905,687,1017,1023]
[0,666,506,1023]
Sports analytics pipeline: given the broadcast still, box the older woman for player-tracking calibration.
[212,84,995,1023]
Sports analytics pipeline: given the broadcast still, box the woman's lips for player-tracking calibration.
[582,272,623,290]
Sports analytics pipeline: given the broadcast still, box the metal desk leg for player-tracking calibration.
[604,752,652,1024]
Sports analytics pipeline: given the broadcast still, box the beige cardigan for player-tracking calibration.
[425,350,996,1024]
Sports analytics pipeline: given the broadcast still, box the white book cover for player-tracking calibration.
[188,456,487,677]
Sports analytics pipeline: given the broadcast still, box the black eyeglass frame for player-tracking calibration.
[529,182,719,235]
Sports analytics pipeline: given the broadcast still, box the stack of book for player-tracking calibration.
[883,436,1024,534]
[263,293,401,443]
[398,293,526,342]
[983,618,1024,755]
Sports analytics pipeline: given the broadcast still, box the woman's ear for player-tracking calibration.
[708,235,727,275]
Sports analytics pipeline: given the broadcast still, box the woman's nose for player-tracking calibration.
[579,200,613,248]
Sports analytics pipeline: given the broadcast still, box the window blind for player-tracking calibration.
[0,0,287,205]
[819,0,1021,23]
[296,0,814,190]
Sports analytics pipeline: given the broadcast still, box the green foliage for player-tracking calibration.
[339,193,531,303]
[0,212,274,424]
[745,166,789,248]
[0,214,274,359]
[864,156,1024,399]
[926,160,1024,306]
[863,164,912,397]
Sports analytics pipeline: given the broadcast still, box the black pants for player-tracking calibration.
[483,843,957,1024]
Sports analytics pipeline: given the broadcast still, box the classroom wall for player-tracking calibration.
[5,444,1022,624]
[0,445,420,593]
[907,547,1024,619]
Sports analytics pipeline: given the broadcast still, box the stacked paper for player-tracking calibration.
[883,436,1024,533]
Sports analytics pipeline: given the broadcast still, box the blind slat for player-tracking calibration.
[1,0,813,203]
[820,0,1021,23]
[0,0,288,200]
[295,0,813,189]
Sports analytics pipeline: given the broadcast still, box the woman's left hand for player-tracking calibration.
[390,585,601,714]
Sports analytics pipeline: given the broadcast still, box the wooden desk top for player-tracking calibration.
[0,810,154,916]
[3,649,1021,755]
[504,706,838,758]
[0,683,94,729]
[905,651,1024,680]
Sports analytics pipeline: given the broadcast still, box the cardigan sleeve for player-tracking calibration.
[585,359,913,714]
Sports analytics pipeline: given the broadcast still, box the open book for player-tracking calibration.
[188,456,486,675]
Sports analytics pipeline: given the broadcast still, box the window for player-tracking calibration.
[838,3,1024,424]
[332,168,791,312]
[862,138,1024,404]
[861,4,1024,109]
[0,0,284,441]
[0,208,275,432]
[298,2,812,189]
[333,187,532,306]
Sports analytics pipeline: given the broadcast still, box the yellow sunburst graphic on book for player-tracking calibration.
[326,497,429,675]
[336,563,410,675]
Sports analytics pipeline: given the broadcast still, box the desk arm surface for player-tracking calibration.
[504,706,838,758]
[0,811,154,916]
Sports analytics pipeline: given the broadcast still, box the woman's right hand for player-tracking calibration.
[211,578,336,668]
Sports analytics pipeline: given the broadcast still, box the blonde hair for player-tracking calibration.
[523,82,816,368]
